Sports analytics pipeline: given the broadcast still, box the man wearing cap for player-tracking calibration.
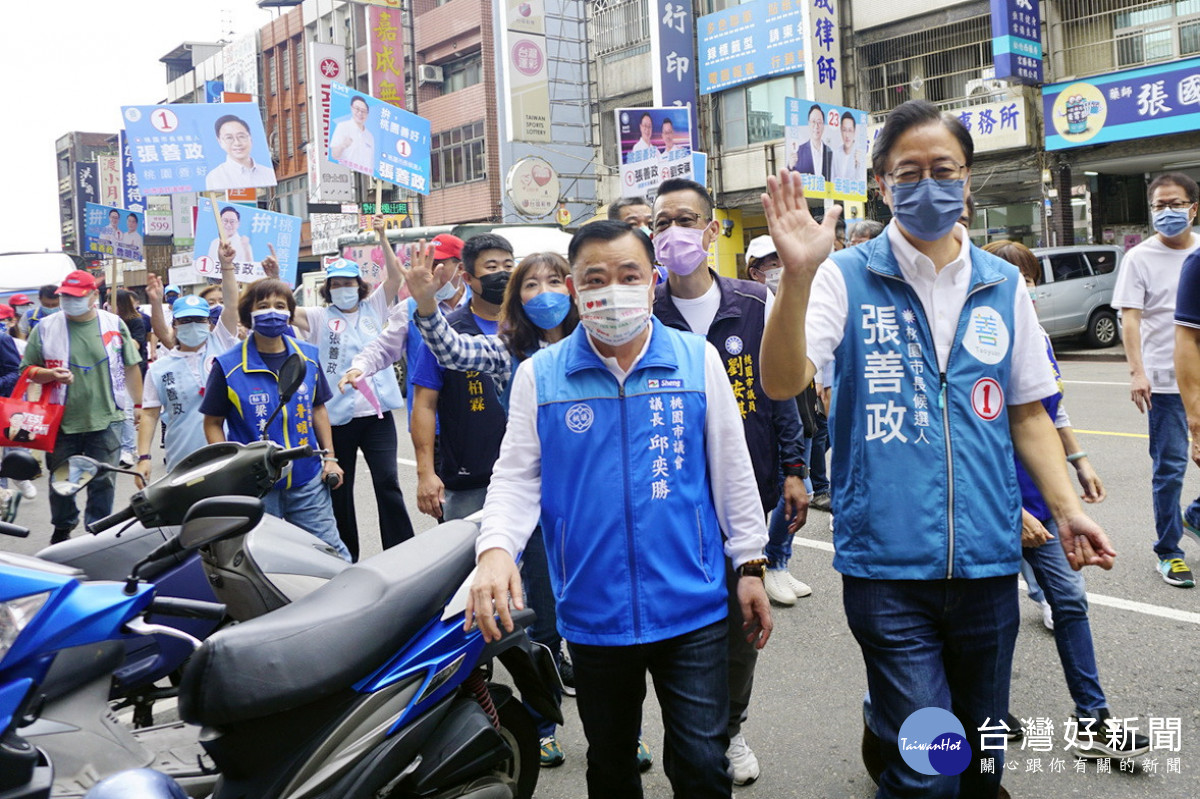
[21,270,143,544]
[291,216,411,561]
[20,286,60,339]
[8,295,33,342]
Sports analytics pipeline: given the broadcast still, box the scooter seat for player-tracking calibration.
[178,520,479,727]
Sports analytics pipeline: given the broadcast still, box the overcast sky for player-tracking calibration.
[0,1,276,254]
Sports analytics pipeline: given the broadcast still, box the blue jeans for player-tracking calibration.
[568,620,731,799]
[809,411,830,496]
[47,420,123,533]
[263,470,351,561]
[1148,393,1193,560]
[120,405,135,453]
[1021,521,1107,716]
[521,527,561,739]
[766,488,792,568]
[443,485,488,521]
[843,575,1017,799]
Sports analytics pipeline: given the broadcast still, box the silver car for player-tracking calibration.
[1029,245,1122,348]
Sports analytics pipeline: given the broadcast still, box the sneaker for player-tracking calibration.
[1157,558,1195,588]
[786,573,813,598]
[50,527,72,545]
[539,735,565,768]
[1039,599,1054,631]
[1004,712,1024,741]
[726,733,760,785]
[557,656,576,697]
[763,568,797,606]
[810,492,832,512]
[119,450,136,468]
[1184,511,1200,544]
[636,738,653,772]
[15,480,36,500]
[1070,710,1151,759]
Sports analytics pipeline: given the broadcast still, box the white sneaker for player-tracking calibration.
[1040,599,1054,631]
[786,573,812,598]
[726,733,760,785]
[14,480,36,500]
[119,450,136,468]
[763,569,797,606]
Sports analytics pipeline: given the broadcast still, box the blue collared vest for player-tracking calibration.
[316,300,404,427]
[437,305,506,492]
[215,336,322,489]
[828,235,1024,580]
[532,319,726,646]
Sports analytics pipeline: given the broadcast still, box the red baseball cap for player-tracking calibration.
[57,270,98,297]
[0,305,13,320]
[8,294,30,307]
[430,234,464,261]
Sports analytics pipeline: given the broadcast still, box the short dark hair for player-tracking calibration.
[809,104,824,121]
[351,95,369,110]
[462,233,514,275]
[109,209,120,218]
[841,114,857,129]
[640,112,652,124]
[213,114,251,138]
[961,195,977,227]
[871,99,973,176]
[568,220,654,267]
[238,278,296,330]
[662,118,674,130]
[608,196,651,221]
[38,284,58,301]
[219,205,241,219]
[656,178,715,218]
[984,240,1041,285]
[1147,172,1199,204]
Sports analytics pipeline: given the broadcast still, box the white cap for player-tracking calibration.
[745,235,777,261]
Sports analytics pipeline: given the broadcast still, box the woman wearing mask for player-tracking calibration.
[293,216,411,562]
[199,276,351,562]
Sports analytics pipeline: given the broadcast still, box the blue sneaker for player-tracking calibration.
[539,735,565,768]
[1183,511,1200,544]
[1157,558,1195,588]
[637,738,653,772]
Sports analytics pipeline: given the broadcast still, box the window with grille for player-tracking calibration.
[442,52,482,93]
[431,122,486,189]
[1053,0,1200,77]
[593,0,650,59]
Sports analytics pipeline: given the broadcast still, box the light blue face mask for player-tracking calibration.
[522,291,571,330]
[1153,208,1192,238]
[889,178,966,242]
[330,286,360,311]
[60,295,93,317]
[435,277,459,303]
[175,322,210,348]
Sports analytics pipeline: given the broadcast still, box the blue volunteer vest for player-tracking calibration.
[215,335,322,489]
[532,319,727,646]
[147,332,224,471]
[828,234,1025,580]
[316,300,404,427]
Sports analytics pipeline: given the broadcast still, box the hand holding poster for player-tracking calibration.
[784,98,868,201]
[327,84,432,194]
[122,103,277,195]
[616,107,693,199]
[191,197,300,285]
[84,203,145,263]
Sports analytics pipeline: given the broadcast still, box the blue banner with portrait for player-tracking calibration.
[616,107,694,199]
[327,83,431,195]
[191,196,300,285]
[697,0,806,96]
[121,102,277,195]
[117,131,144,212]
[990,0,1043,85]
[84,203,145,262]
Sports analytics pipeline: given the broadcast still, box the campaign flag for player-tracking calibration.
[192,196,300,285]
[784,98,868,201]
[84,203,145,262]
[615,107,693,199]
[328,83,431,194]
[122,103,277,195]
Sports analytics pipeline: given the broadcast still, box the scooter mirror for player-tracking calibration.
[50,455,103,496]
[0,450,39,482]
[278,353,306,404]
[177,496,265,551]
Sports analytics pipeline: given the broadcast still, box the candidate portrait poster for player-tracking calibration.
[615,106,693,200]
[327,83,431,195]
[122,102,277,195]
[784,98,868,201]
[84,203,145,263]
[191,197,300,285]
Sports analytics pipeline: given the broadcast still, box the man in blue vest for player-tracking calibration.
[468,220,771,799]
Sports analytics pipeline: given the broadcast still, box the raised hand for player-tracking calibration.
[761,169,842,280]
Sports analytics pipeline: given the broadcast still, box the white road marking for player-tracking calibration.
[1061,380,1127,386]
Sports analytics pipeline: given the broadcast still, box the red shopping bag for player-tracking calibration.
[0,367,64,452]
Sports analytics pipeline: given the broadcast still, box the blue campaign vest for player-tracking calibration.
[1015,331,1063,522]
[317,300,404,426]
[532,319,727,646]
[215,336,322,489]
[828,235,1024,580]
[147,333,223,471]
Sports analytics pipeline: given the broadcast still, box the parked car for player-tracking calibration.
[1029,245,1122,348]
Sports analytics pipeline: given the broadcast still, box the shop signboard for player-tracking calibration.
[697,0,805,96]
[954,97,1030,154]
[990,0,1043,85]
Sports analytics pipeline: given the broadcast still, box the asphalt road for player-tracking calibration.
[3,355,1198,798]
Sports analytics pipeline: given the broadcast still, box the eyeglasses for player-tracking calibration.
[1150,201,1195,212]
[884,160,967,185]
[653,214,702,232]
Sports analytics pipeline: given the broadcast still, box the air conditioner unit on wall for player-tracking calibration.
[418,64,444,85]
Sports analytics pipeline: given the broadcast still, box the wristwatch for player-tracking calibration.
[137,454,152,462]
[737,558,768,579]
[782,462,808,479]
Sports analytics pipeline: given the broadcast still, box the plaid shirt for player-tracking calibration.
[414,310,513,395]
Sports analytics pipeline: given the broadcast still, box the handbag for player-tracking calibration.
[0,367,65,452]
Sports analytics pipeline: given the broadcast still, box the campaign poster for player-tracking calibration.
[122,102,277,195]
[84,203,145,262]
[191,197,300,285]
[615,107,693,200]
[335,246,387,291]
[783,98,868,201]
[327,83,431,194]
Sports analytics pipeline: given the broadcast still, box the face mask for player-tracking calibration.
[1153,208,1192,238]
[175,322,210,348]
[522,291,571,330]
[251,309,290,338]
[576,284,653,347]
[477,271,511,305]
[653,225,708,276]
[888,178,966,242]
[41,306,59,316]
[639,226,653,238]
[762,267,783,293]
[434,276,459,302]
[60,295,93,317]
[330,286,360,311]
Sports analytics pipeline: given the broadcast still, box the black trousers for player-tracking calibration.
[330,411,415,561]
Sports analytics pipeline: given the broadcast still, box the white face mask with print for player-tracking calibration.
[60,295,93,317]
[575,284,653,347]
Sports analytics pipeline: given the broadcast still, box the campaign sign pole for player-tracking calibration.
[203,191,227,244]
[375,179,382,219]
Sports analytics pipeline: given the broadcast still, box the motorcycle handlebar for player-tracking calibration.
[268,445,314,468]
[88,505,136,535]
[148,597,226,621]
